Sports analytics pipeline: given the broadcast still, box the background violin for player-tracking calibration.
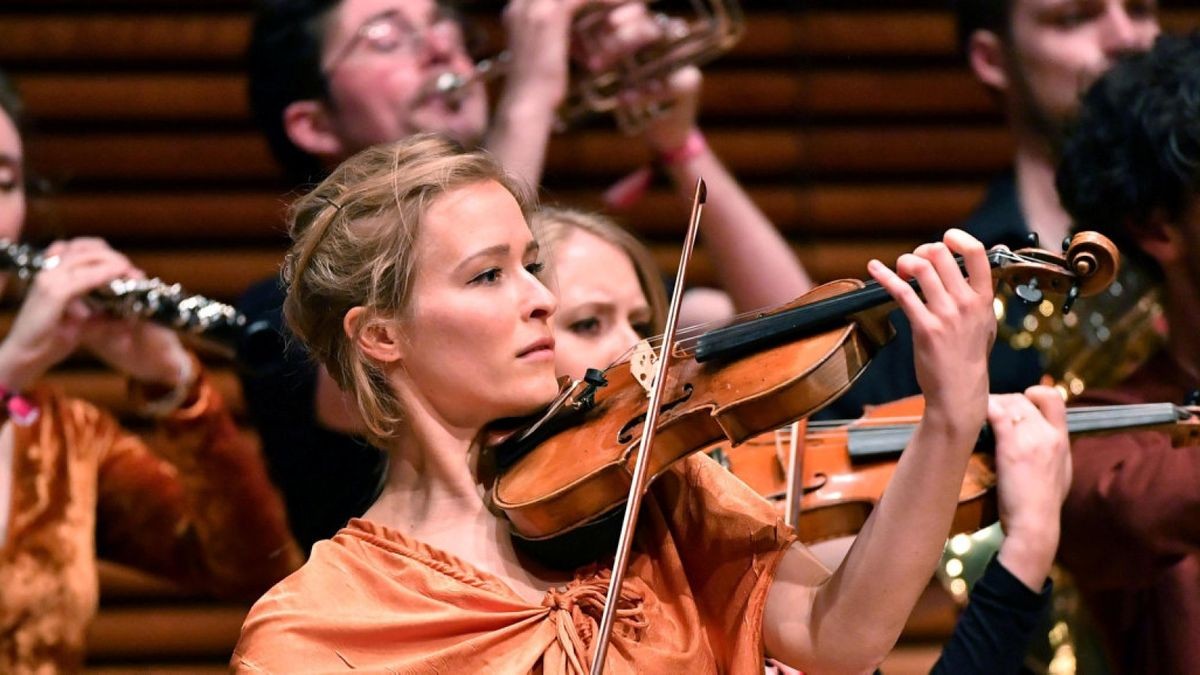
[711,395,1200,545]
[490,232,1119,565]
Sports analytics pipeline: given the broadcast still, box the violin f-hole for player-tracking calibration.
[617,384,695,443]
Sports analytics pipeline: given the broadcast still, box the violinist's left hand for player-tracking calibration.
[870,228,997,434]
[763,230,998,675]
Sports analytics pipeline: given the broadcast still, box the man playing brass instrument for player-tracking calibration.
[242,0,809,553]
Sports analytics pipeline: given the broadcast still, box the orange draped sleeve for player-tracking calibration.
[1,369,302,673]
[233,453,797,674]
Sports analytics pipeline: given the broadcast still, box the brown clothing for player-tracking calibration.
[0,372,303,673]
[233,453,800,674]
[1058,349,1200,673]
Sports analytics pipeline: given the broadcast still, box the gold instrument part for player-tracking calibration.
[428,0,745,134]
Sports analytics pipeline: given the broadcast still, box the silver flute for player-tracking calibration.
[0,239,275,362]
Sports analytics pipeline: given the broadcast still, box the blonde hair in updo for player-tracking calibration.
[529,206,667,334]
[282,134,535,443]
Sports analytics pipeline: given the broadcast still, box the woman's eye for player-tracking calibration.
[469,268,501,285]
[525,261,546,277]
[632,322,654,339]
[568,317,601,336]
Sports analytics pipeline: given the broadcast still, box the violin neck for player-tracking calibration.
[842,403,1188,460]
[694,250,1008,363]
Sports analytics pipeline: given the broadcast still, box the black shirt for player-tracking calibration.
[238,276,388,553]
[816,175,1044,421]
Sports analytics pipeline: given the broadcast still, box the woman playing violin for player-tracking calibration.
[233,134,1043,673]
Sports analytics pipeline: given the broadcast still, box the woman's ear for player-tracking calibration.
[968,30,1010,93]
[283,99,346,160]
[345,306,404,364]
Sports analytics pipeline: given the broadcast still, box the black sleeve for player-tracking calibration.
[236,276,387,553]
[930,555,1053,675]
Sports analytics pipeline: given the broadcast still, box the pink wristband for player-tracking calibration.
[0,384,39,426]
[656,129,707,167]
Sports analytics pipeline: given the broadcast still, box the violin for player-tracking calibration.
[711,395,1200,545]
[489,231,1119,565]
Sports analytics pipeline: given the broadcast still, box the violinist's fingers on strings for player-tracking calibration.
[897,252,952,316]
[868,258,925,319]
[1024,384,1068,428]
[923,242,972,300]
[943,228,993,297]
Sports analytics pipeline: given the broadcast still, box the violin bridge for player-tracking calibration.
[630,339,659,396]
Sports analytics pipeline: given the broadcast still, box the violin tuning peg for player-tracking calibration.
[1013,277,1043,304]
[1062,284,1080,315]
[1062,235,1074,254]
[1025,232,1040,248]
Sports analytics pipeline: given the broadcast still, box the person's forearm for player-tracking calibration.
[0,340,50,392]
[485,90,558,188]
[996,526,1058,592]
[661,143,812,311]
[806,416,978,668]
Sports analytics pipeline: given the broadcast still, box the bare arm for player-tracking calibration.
[762,230,996,673]
[645,68,813,312]
[484,0,587,187]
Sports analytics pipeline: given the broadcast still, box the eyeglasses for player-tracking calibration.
[322,7,465,74]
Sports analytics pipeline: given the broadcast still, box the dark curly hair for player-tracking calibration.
[247,0,340,187]
[1056,32,1200,279]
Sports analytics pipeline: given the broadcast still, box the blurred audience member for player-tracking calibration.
[0,71,301,673]
[1055,31,1200,673]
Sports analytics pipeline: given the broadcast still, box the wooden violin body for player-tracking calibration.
[715,395,1200,545]
[714,397,997,545]
[494,279,891,540]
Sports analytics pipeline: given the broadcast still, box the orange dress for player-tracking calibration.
[0,371,303,673]
[233,454,805,674]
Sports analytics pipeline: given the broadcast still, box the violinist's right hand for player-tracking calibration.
[867,228,996,435]
[990,386,1071,591]
[0,238,137,391]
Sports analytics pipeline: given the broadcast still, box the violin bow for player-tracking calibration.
[782,420,805,528]
[590,178,707,674]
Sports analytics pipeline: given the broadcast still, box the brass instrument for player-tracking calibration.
[428,0,745,133]
[0,240,274,362]
[996,258,1165,399]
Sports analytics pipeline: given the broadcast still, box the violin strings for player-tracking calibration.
[725,403,1181,445]
[603,247,1069,372]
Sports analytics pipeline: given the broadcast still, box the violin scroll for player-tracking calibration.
[997,231,1119,308]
